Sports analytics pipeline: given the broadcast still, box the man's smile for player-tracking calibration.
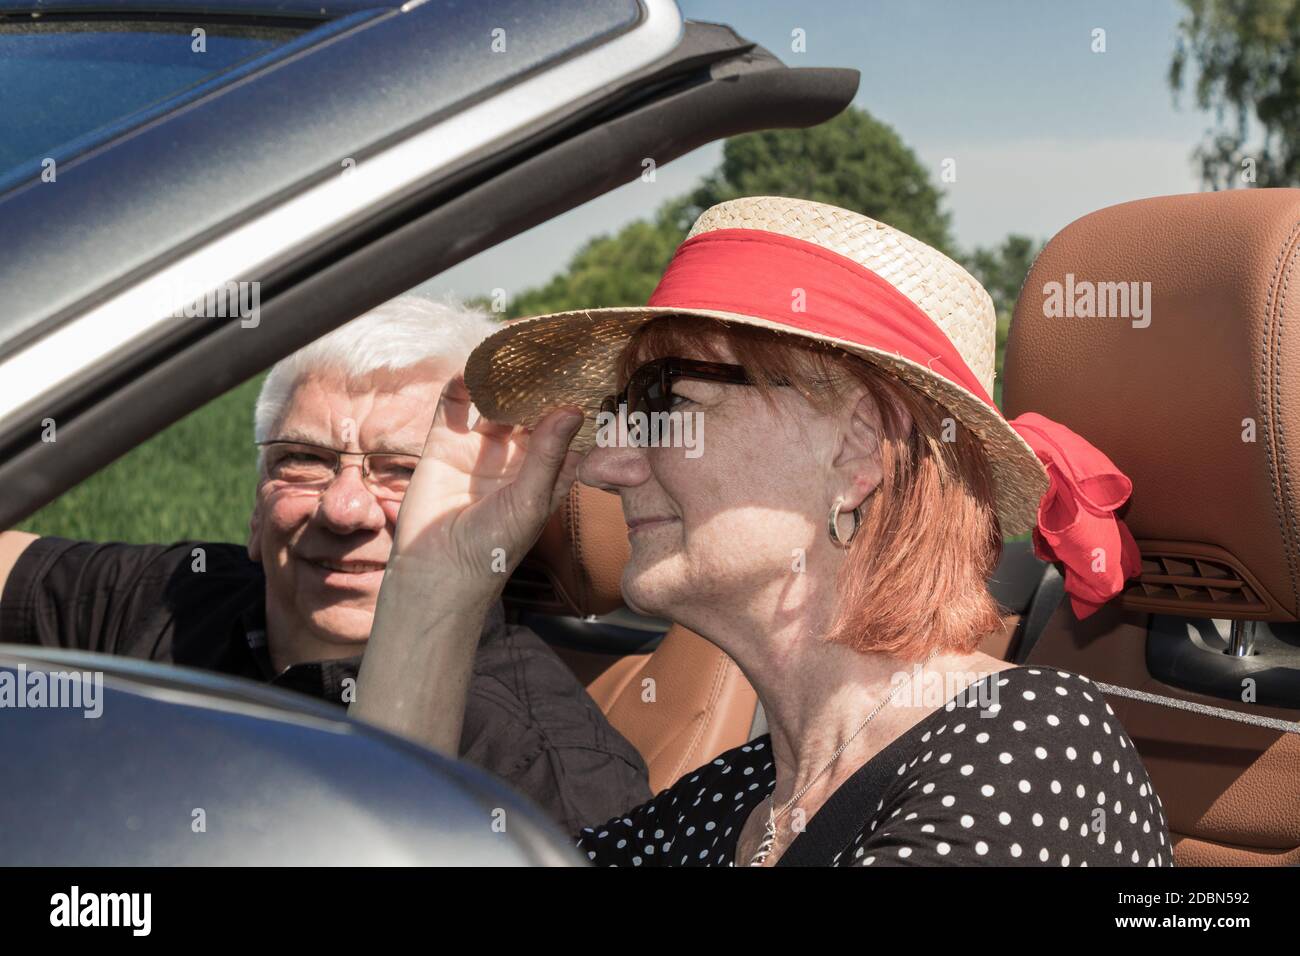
[300,555,387,587]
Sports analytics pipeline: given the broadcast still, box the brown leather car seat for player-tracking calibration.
[512,483,758,794]
[1003,189,1300,865]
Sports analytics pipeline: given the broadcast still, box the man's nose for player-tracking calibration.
[577,442,651,492]
[314,464,387,533]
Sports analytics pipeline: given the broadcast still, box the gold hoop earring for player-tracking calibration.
[828,495,864,549]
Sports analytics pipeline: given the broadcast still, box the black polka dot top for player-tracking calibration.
[576,666,1172,867]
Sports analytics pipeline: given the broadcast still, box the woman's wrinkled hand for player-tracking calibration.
[389,373,585,598]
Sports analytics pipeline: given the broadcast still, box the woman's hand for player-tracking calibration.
[391,373,585,597]
[352,374,584,750]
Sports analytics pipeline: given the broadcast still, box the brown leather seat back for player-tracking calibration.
[517,483,757,793]
[1003,189,1300,865]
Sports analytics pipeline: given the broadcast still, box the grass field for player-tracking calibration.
[18,375,266,546]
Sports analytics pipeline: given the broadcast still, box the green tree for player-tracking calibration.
[687,107,954,253]
[962,234,1042,323]
[961,235,1044,407]
[505,107,954,317]
[1170,0,1300,187]
[506,197,695,318]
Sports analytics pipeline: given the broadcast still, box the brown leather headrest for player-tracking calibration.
[1004,189,1300,621]
[521,482,629,617]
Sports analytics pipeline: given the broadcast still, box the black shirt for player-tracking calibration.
[0,536,652,834]
[577,666,1173,866]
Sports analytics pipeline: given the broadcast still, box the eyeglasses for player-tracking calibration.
[599,357,789,418]
[256,440,419,501]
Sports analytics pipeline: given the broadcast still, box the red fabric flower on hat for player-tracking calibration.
[1008,412,1142,619]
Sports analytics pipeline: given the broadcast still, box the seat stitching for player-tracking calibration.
[1260,218,1300,611]
[566,486,588,611]
[1275,240,1300,608]
[669,644,733,784]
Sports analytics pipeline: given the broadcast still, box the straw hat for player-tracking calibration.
[465,196,1051,534]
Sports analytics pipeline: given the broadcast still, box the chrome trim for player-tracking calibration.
[1227,619,1258,658]
[0,0,682,422]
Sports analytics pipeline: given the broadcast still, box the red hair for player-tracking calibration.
[619,316,1006,661]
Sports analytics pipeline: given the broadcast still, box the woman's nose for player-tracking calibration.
[578,441,651,492]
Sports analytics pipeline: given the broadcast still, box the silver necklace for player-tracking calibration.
[747,648,940,867]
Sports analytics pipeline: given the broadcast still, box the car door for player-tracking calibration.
[0,643,586,864]
[0,0,858,526]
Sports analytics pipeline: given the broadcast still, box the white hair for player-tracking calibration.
[253,293,498,443]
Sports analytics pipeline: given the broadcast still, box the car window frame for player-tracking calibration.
[0,0,655,352]
[0,6,860,528]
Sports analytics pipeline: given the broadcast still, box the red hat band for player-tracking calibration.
[646,228,995,406]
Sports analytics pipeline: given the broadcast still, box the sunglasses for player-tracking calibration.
[599,357,789,418]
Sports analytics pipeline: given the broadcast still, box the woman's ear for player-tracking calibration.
[831,387,911,511]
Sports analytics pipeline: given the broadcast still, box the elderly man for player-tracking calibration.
[0,294,651,833]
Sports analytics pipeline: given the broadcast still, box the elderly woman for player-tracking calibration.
[354,197,1171,867]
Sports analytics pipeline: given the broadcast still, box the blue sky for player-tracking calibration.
[425,0,1217,302]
